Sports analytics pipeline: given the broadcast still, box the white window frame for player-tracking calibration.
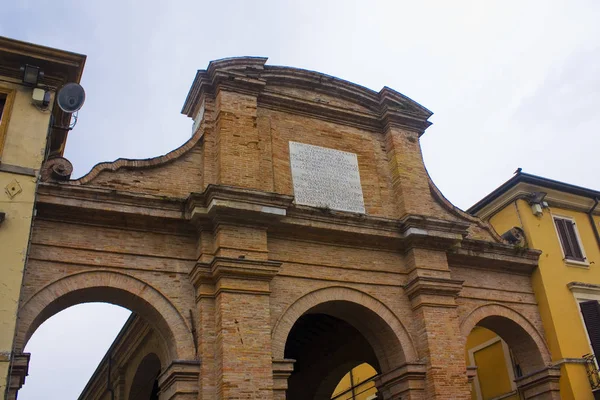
[568,283,600,359]
[551,214,589,267]
[467,336,517,400]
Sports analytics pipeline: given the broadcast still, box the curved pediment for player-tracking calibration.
[182,57,433,134]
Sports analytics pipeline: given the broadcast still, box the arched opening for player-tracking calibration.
[463,307,552,400]
[11,271,195,399]
[129,353,162,400]
[16,303,131,400]
[15,271,194,360]
[283,299,407,400]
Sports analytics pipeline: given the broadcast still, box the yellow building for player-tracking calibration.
[331,363,378,400]
[0,37,85,399]
[468,171,600,400]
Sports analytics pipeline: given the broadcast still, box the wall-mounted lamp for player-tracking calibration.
[20,64,44,86]
[527,191,547,217]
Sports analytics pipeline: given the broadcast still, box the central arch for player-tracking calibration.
[272,287,417,399]
[14,270,195,361]
[272,286,417,365]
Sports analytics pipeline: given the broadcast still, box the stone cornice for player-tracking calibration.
[448,239,541,274]
[35,183,540,270]
[182,57,433,135]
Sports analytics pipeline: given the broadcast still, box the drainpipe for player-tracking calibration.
[588,198,600,249]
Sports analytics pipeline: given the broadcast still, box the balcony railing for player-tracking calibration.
[583,353,600,391]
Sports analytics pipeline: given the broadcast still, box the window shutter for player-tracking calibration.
[581,301,600,357]
[555,218,573,257]
[565,220,584,260]
[554,217,585,261]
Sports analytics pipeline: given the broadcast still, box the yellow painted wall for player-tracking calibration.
[465,327,518,400]
[0,80,53,397]
[489,198,600,400]
[331,363,377,400]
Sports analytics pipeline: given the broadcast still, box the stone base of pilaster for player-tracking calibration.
[515,366,561,400]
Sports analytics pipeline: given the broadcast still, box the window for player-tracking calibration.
[0,88,16,160]
[581,301,600,357]
[0,93,6,125]
[554,216,586,262]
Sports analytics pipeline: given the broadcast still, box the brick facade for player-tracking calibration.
[10,58,558,399]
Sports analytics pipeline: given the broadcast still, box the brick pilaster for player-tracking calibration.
[404,249,470,400]
[214,88,263,189]
[384,126,435,218]
[190,224,279,400]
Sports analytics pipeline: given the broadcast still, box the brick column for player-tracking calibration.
[514,366,561,400]
[375,363,427,400]
[404,248,471,400]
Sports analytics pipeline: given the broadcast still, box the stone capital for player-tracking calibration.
[375,363,427,400]
[514,366,561,399]
[466,366,478,384]
[157,360,201,400]
[272,358,295,393]
[6,353,30,400]
[404,276,463,309]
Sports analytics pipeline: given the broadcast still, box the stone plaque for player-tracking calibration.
[289,142,366,213]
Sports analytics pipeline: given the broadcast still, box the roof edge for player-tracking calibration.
[467,171,600,215]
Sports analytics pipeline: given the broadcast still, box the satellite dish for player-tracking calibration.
[57,83,85,113]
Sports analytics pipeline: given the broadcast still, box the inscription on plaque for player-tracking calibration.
[289,142,366,213]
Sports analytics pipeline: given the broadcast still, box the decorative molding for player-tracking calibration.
[8,352,30,393]
[514,366,561,399]
[272,358,295,392]
[448,238,540,274]
[71,126,205,185]
[0,162,36,177]
[40,156,72,181]
[190,256,282,290]
[157,360,201,400]
[404,276,464,300]
[374,362,427,399]
[428,178,505,243]
[553,357,588,366]
[569,281,600,295]
[182,57,433,135]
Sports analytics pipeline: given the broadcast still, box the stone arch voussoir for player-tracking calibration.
[272,286,418,365]
[15,270,195,361]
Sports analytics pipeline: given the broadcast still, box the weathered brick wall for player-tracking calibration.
[11,58,560,400]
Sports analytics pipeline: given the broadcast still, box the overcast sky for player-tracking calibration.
[2,0,600,399]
